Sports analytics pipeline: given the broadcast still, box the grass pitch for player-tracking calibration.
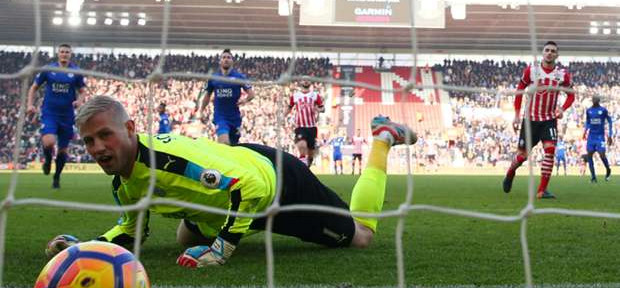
[2,173,620,287]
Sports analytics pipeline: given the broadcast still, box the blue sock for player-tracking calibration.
[601,156,611,173]
[54,152,67,179]
[588,156,596,179]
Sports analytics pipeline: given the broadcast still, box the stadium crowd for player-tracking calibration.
[415,59,620,171]
[0,51,330,167]
[0,50,618,173]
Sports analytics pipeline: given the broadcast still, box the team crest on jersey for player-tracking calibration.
[200,169,221,189]
[68,73,74,78]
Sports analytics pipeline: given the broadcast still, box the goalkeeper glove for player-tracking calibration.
[176,237,236,268]
[45,234,80,258]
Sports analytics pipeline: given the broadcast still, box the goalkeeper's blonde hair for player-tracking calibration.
[76,95,130,132]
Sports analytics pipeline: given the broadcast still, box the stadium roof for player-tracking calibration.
[0,0,619,54]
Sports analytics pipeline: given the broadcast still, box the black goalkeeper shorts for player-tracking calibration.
[238,143,355,247]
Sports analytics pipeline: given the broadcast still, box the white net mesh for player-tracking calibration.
[1,1,618,287]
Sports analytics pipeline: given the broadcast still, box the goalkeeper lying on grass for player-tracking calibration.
[46,95,417,268]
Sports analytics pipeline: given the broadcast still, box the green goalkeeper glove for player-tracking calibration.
[45,234,80,258]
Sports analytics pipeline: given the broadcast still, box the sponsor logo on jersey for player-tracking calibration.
[216,88,233,98]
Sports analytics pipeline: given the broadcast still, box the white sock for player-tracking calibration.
[374,131,394,145]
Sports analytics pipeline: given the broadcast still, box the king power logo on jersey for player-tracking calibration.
[52,83,70,93]
[216,88,233,98]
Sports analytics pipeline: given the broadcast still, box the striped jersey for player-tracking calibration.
[289,90,323,128]
[515,64,574,121]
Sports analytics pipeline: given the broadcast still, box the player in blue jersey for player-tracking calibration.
[198,49,255,145]
[555,137,567,176]
[584,95,613,183]
[330,134,346,174]
[158,102,172,134]
[26,44,87,189]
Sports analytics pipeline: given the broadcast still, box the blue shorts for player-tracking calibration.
[213,119,241,145]
[333,153,342,161]
[556,155,566,163]
[587,140,606,153]
[40,114,74,149]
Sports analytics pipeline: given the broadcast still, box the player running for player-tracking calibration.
[584,95,613,183]
[26,43,88,189]
[198,48,255,145]
[286,77,324,166]
[45,96,417,268]
[502,41,575,199]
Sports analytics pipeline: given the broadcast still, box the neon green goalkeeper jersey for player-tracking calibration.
[99,133,276,246]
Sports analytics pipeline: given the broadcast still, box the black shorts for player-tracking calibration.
[581,154,589,162]
[294,127,318,150]
[518,119,557,150]
[352,153,362,161]
[237,143,355,247]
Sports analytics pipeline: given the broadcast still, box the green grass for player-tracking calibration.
[2,173,620,287]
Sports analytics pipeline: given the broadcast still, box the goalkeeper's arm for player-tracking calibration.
[177,172,272,267]
[96,213,150,250]
[97,176,151,249]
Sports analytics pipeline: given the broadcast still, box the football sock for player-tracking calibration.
[537,145,555,193]
[587,155,596,180]
[601,156,611,174]
[506,153,526,178]
[54,152,67,179]
[350,140,389,232]
[43,147,53,165]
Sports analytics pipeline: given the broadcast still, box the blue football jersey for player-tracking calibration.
[555,140,566,158]
[34,62,86,117]
[158,112,171,134]
[586,106,612,142]
[331,137,345,154]
[204,69,252,122]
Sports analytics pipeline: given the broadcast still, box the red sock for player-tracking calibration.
[538,146,555,193]
[507,154,526,178]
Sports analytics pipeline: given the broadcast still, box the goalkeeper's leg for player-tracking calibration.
[349,116,416,248]
[176,220,215,248]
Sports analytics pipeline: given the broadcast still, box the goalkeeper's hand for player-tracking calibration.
[45,234,80,258]
[176,237,236,268]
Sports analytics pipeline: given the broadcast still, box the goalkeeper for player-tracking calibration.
[47,96,417,268]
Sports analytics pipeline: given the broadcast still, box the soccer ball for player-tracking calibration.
[34,241,150,288]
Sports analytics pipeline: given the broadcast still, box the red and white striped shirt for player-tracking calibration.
[289,90,323,127]
[514,64,575,122]
[352,136,365,154]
